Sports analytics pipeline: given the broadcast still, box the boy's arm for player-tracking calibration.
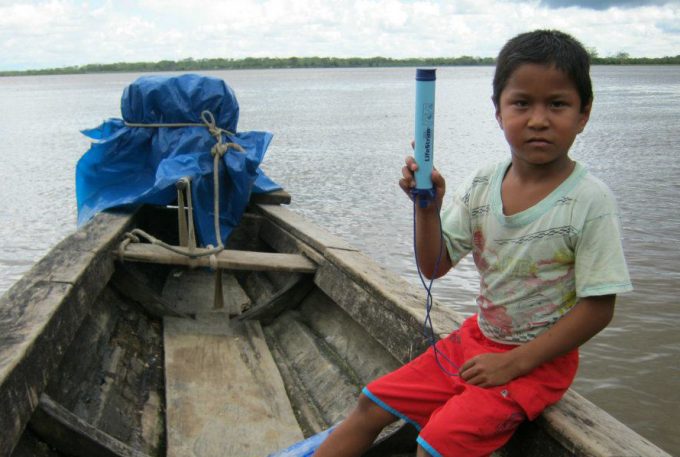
[414,201,453,279]
[460,294,616,387]
[400,156,452,279]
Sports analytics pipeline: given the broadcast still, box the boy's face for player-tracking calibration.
[495,63,591,168]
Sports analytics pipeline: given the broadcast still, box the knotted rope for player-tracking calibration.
[120,110,244,259]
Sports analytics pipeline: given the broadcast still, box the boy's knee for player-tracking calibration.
[356,392,384,416]
[354,393,398,428]
[356,392,375,411]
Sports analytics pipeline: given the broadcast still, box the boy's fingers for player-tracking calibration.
[401,177,413,193]
[405,156,418,171]
[461,370,483,386]
[459,359,474,378]
[398,179,410,193]
[431,170,446,193]
[460,362,489,387]
[460,355,481,374]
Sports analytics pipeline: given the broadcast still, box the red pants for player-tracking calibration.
[363,315,578,457]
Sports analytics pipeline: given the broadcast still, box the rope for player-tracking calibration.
[412,194,461,377]
[124,111,236,136]
[119,110,244,260]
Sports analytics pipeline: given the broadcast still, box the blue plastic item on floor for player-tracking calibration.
[267,426,336,457]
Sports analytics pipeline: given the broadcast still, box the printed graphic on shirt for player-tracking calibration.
[443,160,632,344]
[472,225,578,343]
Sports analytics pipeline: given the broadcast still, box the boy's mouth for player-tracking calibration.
[526,137,552,146]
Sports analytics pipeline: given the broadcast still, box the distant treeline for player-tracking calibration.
[1,54,679,76]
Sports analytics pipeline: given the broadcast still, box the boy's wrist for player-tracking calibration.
[415,199,440,215]
[508,344,541,378]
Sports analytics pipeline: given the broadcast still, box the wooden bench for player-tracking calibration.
[119,244,316,273]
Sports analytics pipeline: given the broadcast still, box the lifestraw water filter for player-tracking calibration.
[411,68,458,376]
[413,68,436,207]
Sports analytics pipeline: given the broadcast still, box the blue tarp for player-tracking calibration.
[76,74,280,246]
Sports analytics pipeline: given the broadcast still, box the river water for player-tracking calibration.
[1,66,678,454]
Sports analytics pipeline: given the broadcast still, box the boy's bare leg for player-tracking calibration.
[416,445,433,457]
[313,393,398,457]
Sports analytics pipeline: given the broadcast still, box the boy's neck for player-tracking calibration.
[507,155,575,184]
[501,156,576,216]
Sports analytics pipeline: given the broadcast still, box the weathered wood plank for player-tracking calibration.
[264,312,360,425]
[110,264,187,318]
[259,218,325,265]
[538,390,672,457]
[264,339,329,437]
[41,285,165,456]
[314,248,462,365]
[29,393,151,457]
[238,274,314,324]
[161,269,251,316]
[249,189,292,206]
[296,288,401,385]
[240,271,278,305]
[326,247,462,333]
[1,281,74,457]
[164,316,303,457]
[119,244,317,273]
[255,204,358,254]
[0,210,136,457]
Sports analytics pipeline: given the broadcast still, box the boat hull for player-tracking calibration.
[0,196,671,457]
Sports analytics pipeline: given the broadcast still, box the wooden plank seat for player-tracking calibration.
[163,317,304,457]
[30,393,151,457]
[118,244,317,273]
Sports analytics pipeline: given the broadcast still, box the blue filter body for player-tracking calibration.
[414,69,436,190]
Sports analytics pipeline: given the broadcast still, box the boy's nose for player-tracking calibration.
[527,107,549,129]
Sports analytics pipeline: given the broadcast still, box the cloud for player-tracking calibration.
[657,17,680,33]
[539,0,678,10]
[0,0,678,70]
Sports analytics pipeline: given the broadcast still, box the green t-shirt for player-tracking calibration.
[442,160,633,344]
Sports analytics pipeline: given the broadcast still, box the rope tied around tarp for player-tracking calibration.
[125,109,244,160]
[124,110,236,135]
[119,110,244,260]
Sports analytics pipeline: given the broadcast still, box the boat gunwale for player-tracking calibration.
[0,208,137,457]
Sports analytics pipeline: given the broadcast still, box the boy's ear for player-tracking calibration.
[578,101,593,133]
[493,98,503,129]
[496,112,503,129]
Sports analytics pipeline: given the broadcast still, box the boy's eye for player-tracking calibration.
[512,100,528,108]
[551,100,568,108]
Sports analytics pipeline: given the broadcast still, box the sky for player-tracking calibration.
[0,0,678,71]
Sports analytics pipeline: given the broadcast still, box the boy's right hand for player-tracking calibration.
[399,155,446,209]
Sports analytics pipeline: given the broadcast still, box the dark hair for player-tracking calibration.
[492,30,593,112]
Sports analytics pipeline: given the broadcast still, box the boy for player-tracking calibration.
[314,29,632,457]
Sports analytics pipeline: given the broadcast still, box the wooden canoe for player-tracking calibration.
[0,191,671,457]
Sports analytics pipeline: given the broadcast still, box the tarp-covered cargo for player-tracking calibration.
[76,73,279,246]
